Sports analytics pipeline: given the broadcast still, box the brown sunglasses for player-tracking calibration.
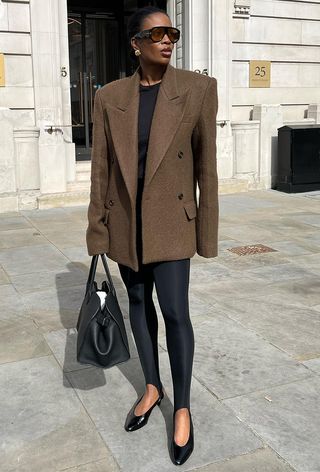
[134,26,180,44]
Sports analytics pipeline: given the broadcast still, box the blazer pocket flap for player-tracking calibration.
[183,200,197,220]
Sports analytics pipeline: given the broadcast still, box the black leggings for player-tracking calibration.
[117,178,195,412]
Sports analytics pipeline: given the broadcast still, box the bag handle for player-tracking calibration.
[86,254,99,295]
[86,253,116,297]
[100,253,116,296]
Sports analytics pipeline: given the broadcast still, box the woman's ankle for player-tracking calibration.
[146,382,162,396]
[174,406,190,416]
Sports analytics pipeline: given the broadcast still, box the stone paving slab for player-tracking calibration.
[159,311,312,399]
[33,220,88,232]
[0,227,48,249]
[243,262,318,283]
[21,207,84,224]
[38,228,87,249]
[0,356,113,472]
[295,230,320,245]
[251,217,319,235]
[0,317,51,364]
[58,246,92,265]
[0,265,9,284]
[220,193,280,209]
[284,211,320,227]
[213,297,320,361]
[44,327,93,373]
[261,239,320,256]
[191,274,268,306]
[10,265,89,295]
[21,284,85,332]
[250,278,320,308]
[224,375,320,472]
[190,259,234,281]
[193,447,296,472]
[0,244,70,277]
[302,358,320,375]
[218,223,292,244]
[59,458,120,472]
[0,216,33,231]
[192,273,320,310]
[290,253,320,271]
[0,283,30,322]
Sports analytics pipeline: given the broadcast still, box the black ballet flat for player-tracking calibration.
[124,388,164,432]
[170,408,194,466]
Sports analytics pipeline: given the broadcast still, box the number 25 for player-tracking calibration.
[255,66,266,77]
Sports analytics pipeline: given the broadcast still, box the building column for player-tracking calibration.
[253,104,283,189]
[58,0,76,183]
[0,110,16,212]
[29,0,75,195]
[184,0,210,74]
[184,0,233,181]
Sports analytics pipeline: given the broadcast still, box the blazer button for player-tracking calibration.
[109,199,114,206]
[178,193,183,200]
[178,151,184,159]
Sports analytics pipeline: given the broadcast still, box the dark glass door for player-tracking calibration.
[67,0,167,161]
[68,13,120,160]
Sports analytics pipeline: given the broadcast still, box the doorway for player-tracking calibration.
[67,0,167,160]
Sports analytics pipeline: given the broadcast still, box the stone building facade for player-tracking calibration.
[0,0,320,212]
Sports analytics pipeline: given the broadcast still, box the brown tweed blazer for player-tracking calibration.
[86,63,219,272]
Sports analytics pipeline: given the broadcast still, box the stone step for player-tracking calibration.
[76,161,91,172]
[67,180,90,192]
[37,191,89,209]
[72,164,250,194]
[218,178,249,194]
[38,179,250,210]
[75,161,91,182]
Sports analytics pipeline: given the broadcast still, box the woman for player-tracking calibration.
[86,5,219,466]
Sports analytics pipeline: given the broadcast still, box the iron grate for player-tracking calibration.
[227,244,277,256]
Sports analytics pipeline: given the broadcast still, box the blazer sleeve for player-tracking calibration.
[192,77,219,258]
[86,88,110,256]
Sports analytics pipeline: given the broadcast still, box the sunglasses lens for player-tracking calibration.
[168,28,180,43]
[151,27,165,42]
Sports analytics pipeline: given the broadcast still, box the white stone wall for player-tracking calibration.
[0,0,35,211]
[0,1,34,123]
[0,0,75,211]
[231,0,320,121]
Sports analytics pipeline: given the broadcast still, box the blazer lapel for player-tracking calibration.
[105,69,140,207]
[106,63,189,205]
[144,64,189,187]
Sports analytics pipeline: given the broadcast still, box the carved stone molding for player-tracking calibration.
[233,0,251,18]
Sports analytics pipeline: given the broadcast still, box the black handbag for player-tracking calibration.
[76,253,130,368]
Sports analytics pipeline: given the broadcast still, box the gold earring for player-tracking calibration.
[134,49,141,56]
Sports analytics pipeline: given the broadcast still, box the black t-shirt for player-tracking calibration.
[138,82,161,180]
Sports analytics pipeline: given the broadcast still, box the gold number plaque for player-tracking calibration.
[249,60,271,88]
